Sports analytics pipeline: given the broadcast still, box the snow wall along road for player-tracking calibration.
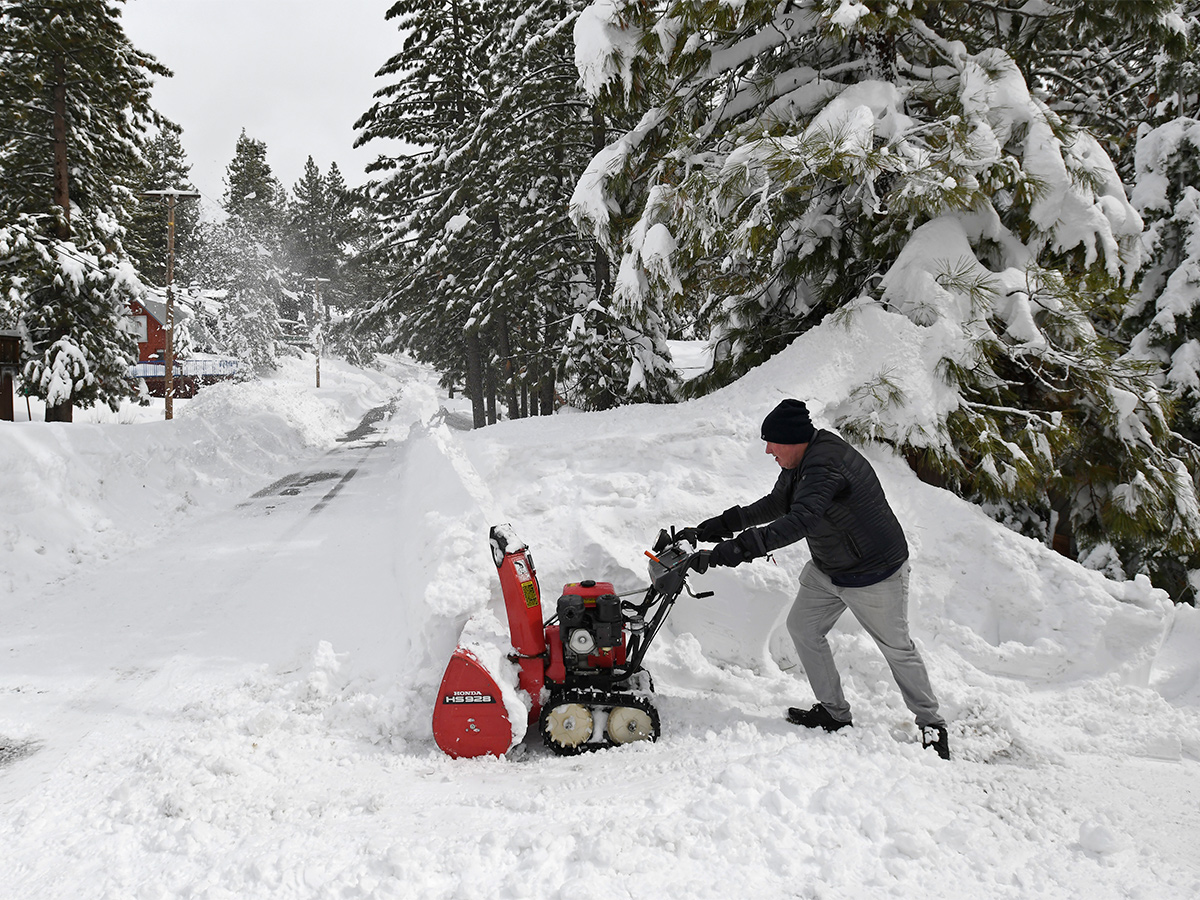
[405,310,1181,763]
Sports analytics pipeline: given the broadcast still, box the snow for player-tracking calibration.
[573,0,643,101]
[34,338,93,407]
[1132,119,1200,379]
[2,345,1199,899]
[1132,118,1200,214]
[827,0,871,31]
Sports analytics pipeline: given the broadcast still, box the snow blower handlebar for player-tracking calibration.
[645,527,715,600]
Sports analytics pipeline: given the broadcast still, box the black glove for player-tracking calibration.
[696,505,742,542]
[708,540,746,568]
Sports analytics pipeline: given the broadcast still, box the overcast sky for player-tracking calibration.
[121,0,407,219]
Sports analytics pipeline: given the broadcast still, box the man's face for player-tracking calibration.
[765,441,806,469]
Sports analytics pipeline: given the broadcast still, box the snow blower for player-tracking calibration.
[432,525,711,758]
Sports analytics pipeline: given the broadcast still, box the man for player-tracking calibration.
[693,399,949,760]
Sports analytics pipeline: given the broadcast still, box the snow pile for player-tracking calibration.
[2,347,1199,899]
[0,354,404,597]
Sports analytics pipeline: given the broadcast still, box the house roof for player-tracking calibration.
[134,293,192,328]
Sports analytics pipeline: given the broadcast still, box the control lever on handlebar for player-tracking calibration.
[685,551,715,598]
[654,526,700,554]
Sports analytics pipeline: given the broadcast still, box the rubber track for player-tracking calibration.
[539,688,660,756]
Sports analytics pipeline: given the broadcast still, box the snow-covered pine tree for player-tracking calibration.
[324,163,356,266]
[1122,3,1200,598]
[287,156,330,348]
[465,0,616,415]
[565,0,687,407]
[931,0,1188,180]
[355,0,500,425]
[224,130,286,236]
[1123,7,1200,427]
[286,157,366,361]
[288,157,332,281]
[572,0,1200,594]
[196,130,287,374]
[0,0,168,420]
[1127,4,1200,436]
[357,2,637,420]
[322,166,385,367]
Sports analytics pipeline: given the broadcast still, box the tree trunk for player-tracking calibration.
[47,55,74,424]
[1049,497,1076,559]
[485,324,498,425]
[53,56,70,241]
[495,309,519,420]
[537,350,555,416]
[0,373,12,422]
[45,401,73,423]
[465,327,485,429]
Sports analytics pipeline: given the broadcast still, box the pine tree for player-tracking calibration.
[288,157,329,280]
[286,155,330,347]
[318,165,381,366]
[931,0,1188,179]
[1120,3,1200,598]
[354,0,500,425]
[564,0,683,407]
[286,156,368,361]
[571,0,1200,593]
[324,163,355,264]
[355,1,628,420]
[464,0,619,415]
[193,131,287,373]
[0,0,169,420]
[224,129,285,233]
[1127,88,1200,438]
[125,123,200,287]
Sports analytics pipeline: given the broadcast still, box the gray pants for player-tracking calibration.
[786,561,944,727]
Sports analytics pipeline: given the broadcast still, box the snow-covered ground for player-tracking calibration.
[2,344,1198,899]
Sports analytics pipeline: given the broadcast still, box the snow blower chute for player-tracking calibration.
[432,525,712,758]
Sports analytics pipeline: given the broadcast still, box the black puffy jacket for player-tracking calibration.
[732,430,908,584]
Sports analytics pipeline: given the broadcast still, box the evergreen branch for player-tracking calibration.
[0,125,55,142]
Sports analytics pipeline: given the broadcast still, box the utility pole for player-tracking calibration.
[140,190,201,420]
[309,277,330,388]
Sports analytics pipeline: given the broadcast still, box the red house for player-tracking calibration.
[128,295,169,363]
[127,295,238,397]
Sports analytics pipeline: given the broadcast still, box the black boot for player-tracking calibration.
[786,703,852,732]
[921,724,950,760]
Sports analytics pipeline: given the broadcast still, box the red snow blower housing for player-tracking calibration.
[432,524,711,758]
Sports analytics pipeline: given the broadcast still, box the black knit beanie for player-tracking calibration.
[761,399,815,444]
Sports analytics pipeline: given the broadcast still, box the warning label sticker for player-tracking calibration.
[513,559,530,581]
[522,581,539,607]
